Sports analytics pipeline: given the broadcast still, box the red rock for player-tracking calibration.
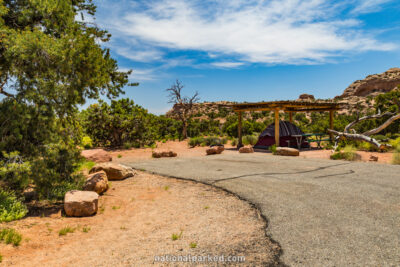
[81,149,112,163]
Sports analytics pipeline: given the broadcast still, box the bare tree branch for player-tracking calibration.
[166,80,200,139]
[328,129,385,149]
[362,113,400,136]
[344,112,395,133]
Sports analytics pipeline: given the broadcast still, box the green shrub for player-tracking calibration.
[0,228,22,246]
[31,143,85,200]
[357,142,378,152]
[0,151,31,193]
[58,226,75,236]
[0,189,28,222]
[270,144,277,154]
[203,136,222,146]
[392,145,400,165]
[231,138,238,146]
[389,137,400,148]
[330,145,359,161]
[242,135,258,146]
[82,136,93,149]
[188,137,204,147]
[76,160,96,173]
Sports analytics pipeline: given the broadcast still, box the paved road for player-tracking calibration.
[124,154,400,266]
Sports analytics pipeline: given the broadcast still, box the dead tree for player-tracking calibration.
[166,80,200,139]
[328,99,400,150]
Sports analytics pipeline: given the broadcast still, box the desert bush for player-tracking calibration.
[188,137,204,147]
[242,135,258,146]
[0,189,28,223]
[231,138,238,146]
[203,136,222,146]
[389,137,400,149]
[330,145,359,161]
[81,136,93,149]
[0,228,22,246]
[0,152,31,193]
[392,145,400,165]
[357,142,378,152]
[30,144,85,200]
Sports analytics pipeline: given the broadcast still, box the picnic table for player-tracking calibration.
[291,133,327,149]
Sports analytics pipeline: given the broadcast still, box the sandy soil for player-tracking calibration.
[109,140,394,164]
[0,171,280,266]
[300,149,394,164]
[109,140,238,163]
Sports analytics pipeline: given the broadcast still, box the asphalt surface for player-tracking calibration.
[124,154,400,266]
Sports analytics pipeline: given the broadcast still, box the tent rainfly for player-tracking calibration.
[230,100,342,148]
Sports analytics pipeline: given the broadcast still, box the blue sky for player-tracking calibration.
[91,0,400,114]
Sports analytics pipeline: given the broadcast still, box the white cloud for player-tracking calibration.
[101,0,396,65]
[211,62,245,68]
[352,0,394,14]
[119,68,159,81]
[114,47,164,62]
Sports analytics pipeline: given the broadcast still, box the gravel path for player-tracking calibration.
[125,154,400,266]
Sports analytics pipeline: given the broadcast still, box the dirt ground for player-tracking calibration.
[110,140,394,164]
[0,171,280,266]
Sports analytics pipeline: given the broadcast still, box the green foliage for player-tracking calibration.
[58,226,75,236]
[0,189,27,222]
[0,228,22,246]
[82,99,162,147]
[330,145,359,161]
[30,143,85,200]
[242,135,258,146]
[0,0,131,117]
[389,137,400,148]
[82,136,93,149]
[231,138,238,146]
[188,137,204,147]
[392,145,400,165]
[270,144,277,154]
[171,231,183,241]
[76,159,96,173]
[0,151,31,193]
[357,142,378,152]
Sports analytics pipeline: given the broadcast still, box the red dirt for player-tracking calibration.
[109,140,395,165]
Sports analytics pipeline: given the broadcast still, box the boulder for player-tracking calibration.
[152,150,177,158]
[64,190,98,217]
[369,155,379,162]
[206,148,218,155]
[239,146,254,153]
[81,149,112,163]
[297,94,315,101]
[90,163,135,180]
[215,146,224,154]
[275,147,299,156]
[84,171,109,194]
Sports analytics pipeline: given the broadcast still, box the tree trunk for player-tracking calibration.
[182,120,188,139]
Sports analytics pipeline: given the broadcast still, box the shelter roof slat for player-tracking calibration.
[231,100,341,112]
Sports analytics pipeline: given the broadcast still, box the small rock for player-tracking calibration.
[90,163,135,180]
[369,155,379,162]
[239,146,254,153]
[275,147,299,156]
[81,149,112,163]
[64,190,98,217]
[152,150,177,158]
[84,171,109,194]
[206,148,218,155]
